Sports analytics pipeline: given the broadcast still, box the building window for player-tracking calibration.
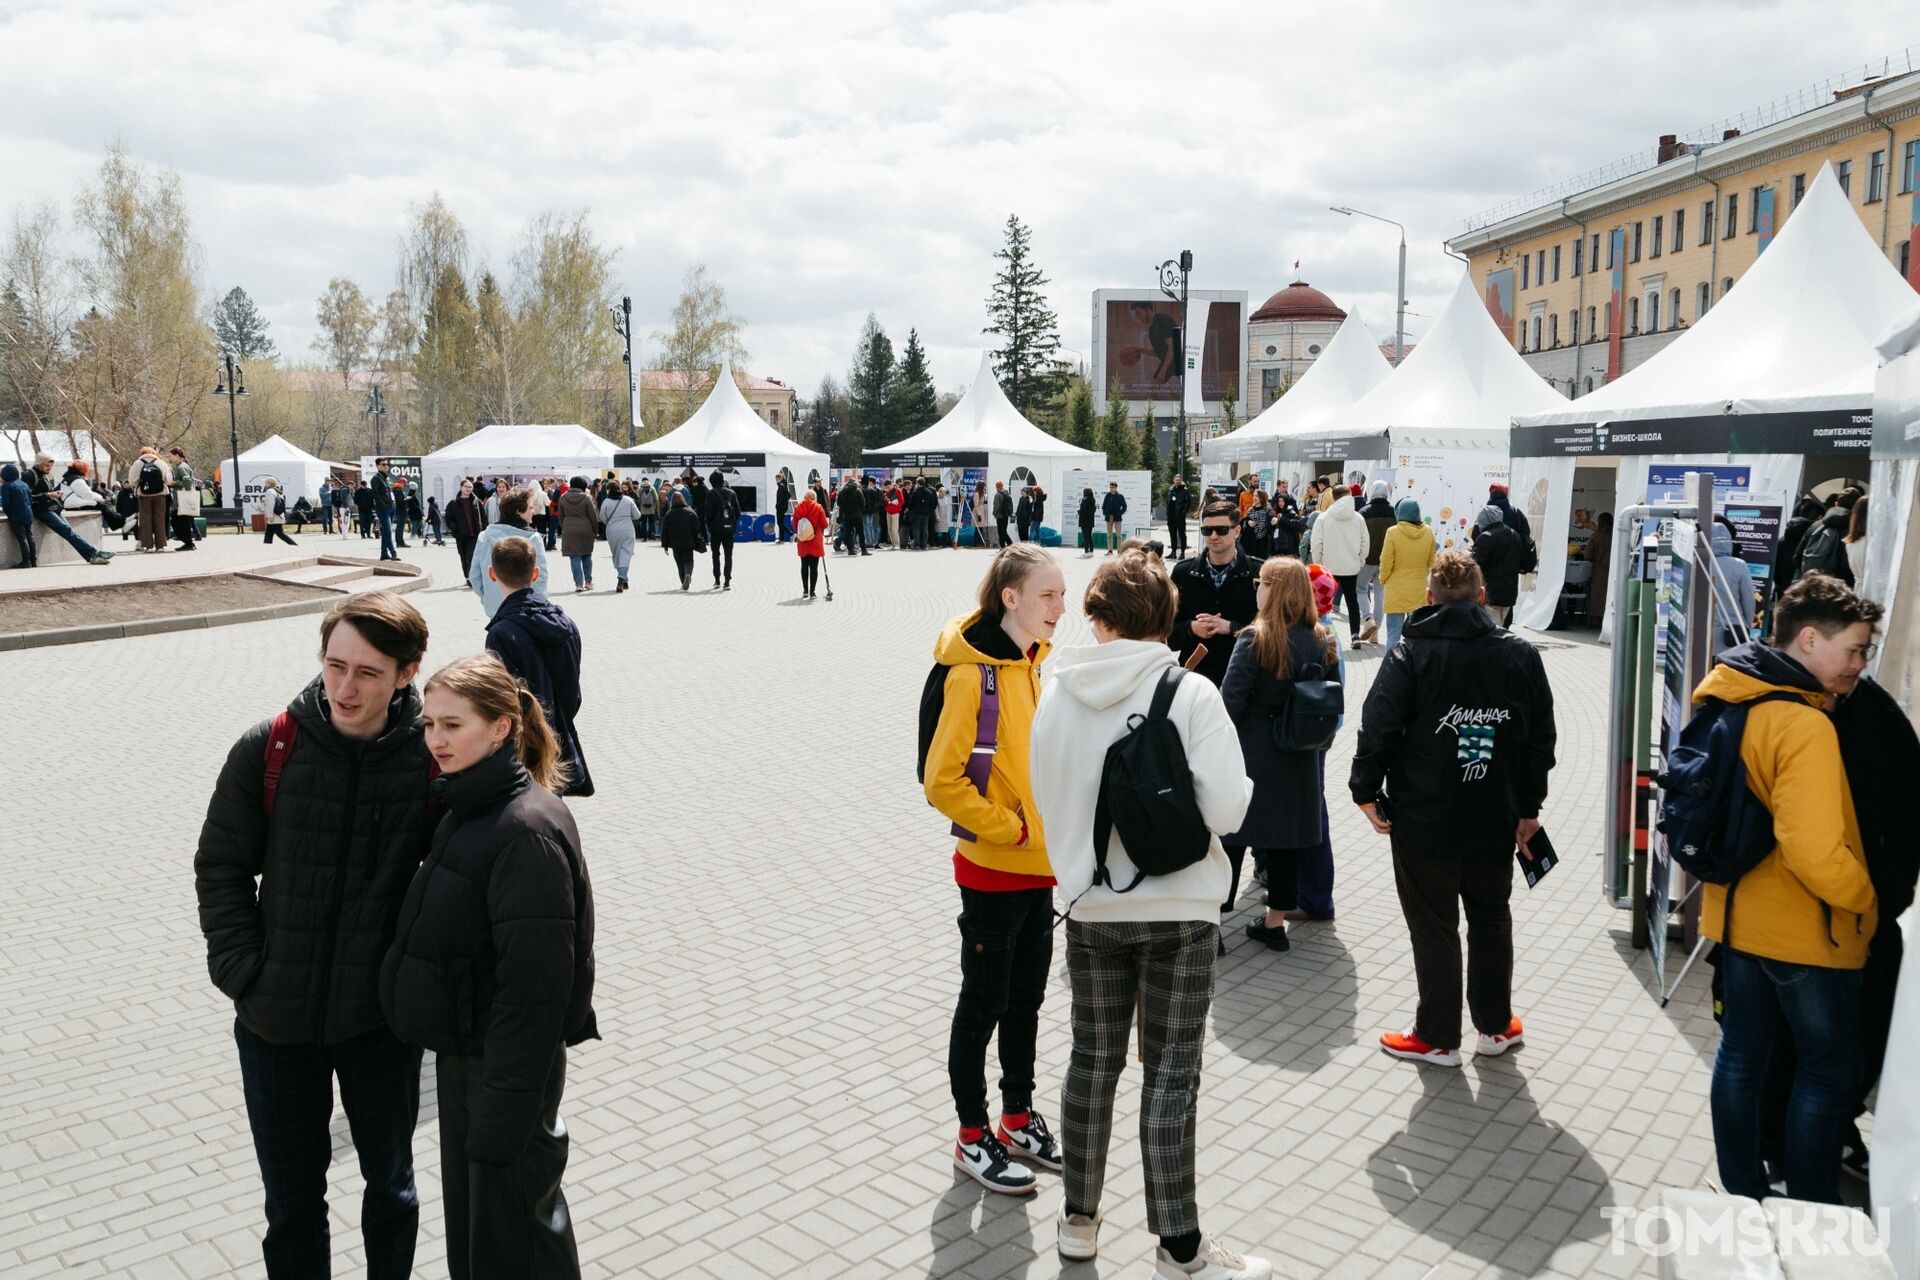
[1792,172,1807,205]
[1584,376,1594,395]
[1537,249,1546,283]
[1603,301,1612,336]
[1591,233,1601,272]
[1721,275,1734,298]
[1903,141,1919,195]
[1552,244,1561,282]
[1531,315,1543,351]
[1749,187,1765,232]
[1697,281,1711,317]
[1631,222,1643,262]
[1307,343,1322,355]
[1724,193,1738,238]
[1651,215,1663,258]
[1672,208,1684,252]
[1521,254,1529,289]
[1628,297,1639,334]
[1517,322,1527,352]
[1837,159,1852,196]
[1587,305,1597,338]
[1868,149,1886,203]
[1645,293,1659,332]
[1569,310,1579,344]
[1573,238,1583,276]
[1549,314,1560,346]
[1901,242,1912,280]
[768,407,780,427]
[1670,287,1682,327]
[1701,200,1714,244]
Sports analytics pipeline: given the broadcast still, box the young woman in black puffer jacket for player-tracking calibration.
[380,652,597,1280]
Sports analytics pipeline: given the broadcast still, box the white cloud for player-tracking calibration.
[0,0,1902,398]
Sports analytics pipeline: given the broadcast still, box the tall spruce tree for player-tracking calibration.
[1139,403,1161,501]
[1063,379,1097,451]
[888,328,939,434]
[982,214,1063,417]
[213,286,275,359]
[1099,378,1137,470]
[847,314,894,452]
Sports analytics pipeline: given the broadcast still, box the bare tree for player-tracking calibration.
[313,277,375,385]
[646,262,748,436]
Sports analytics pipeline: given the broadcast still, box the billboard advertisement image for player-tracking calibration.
[1483,268,1515,340]
[1104,299,1241,403]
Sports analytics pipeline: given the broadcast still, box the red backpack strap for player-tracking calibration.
[261,711,299,820]
[425,752,445,826]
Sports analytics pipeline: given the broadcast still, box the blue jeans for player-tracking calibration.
[34,507,99,560]
[235,1018,422,1279]
[1385,613,1408,648]
[569,553,592,588]
[375,506,397,558]
[1711,948,1862,1204]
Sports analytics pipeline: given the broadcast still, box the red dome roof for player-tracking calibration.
[1251,281,1346,324]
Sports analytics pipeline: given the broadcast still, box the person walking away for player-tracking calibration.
[425,496,445,546]
[660,490,701,591]
[1169,502,1261,687]
[167,447,201,550]
[129,446,171,552]
[469,488,550,617]
[194,593,435,1279]
[1015,485,1035,544]
[1077,488,1097,555]
[259,477,298,546]
[993,481,1013,548]
[1101,482,1127,554]
[1307,486,1368,643]
[2,463,37,567]
[923,544,1067,1196]
[598,482,641,593]
[381,653,596,1279]
[704,470,741,589]
[1350,552,1556,1068]
[1223,558,1342,951]
[1165,474,1192,559]
[25,453,112,564]
[1469,506,1521,628]
[638,477,659,542]
[1358,482,1396,643]
[371,459,400,560]
[447,479,487,584]
[526,477,551,550]
[555,477,598,593]
[837,474,867,555]
[1696,575,1879,1204]
[483,538,594,796]
[1379,499,1435,648]
[791,485,827,598]
[1028,550,1269,1278]
[1487,482,1530,540]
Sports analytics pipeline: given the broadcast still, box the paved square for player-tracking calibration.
[2,537,1735,1278]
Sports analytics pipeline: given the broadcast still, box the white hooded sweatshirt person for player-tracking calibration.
[1307,494,1369,575]
[1031,638,1252,925]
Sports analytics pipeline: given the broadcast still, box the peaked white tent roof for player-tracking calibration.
[424,423,621,471]
[1334,271,1564,442]
[1516,163,1917,428]
[867,352,1097,459]
[625,362,822,465]
[1201,308,1392,460]
[239,434,336,468]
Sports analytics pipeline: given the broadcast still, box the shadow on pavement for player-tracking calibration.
[926,1173,1037,1279]
[1210,923,1359,1074]
[1366,1060,1615,1278]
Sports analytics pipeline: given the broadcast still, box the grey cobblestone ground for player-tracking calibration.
[0,538,1727,1277]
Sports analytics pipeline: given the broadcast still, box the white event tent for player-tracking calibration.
[1302,272,1564,556]
[422,423,621,506]
[613,362,828,523]
[1199,307,1393,481]
[234,434,344,509]
[862,352,1103,535]
[1507,162,1916,629]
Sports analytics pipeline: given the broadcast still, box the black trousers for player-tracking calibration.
[1334,573,1362,638]
[234,1019,422,1280]
[949,885,1053,1128]
[173,513,198,548]
[672,547,695,586]
[799,556,819,594]
[1169,517,1188,558]
[709,532,734,583]
[1390,833,1513,1051]
[996,517,1010,546]
[456,535,477,580]
[437,1048,580,1280]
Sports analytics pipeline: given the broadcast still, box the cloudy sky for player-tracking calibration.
[0,1,1906,398]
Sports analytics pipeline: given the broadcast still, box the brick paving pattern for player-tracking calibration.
[0,538,1734,1277]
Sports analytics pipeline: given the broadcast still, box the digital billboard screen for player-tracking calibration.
[1103,299,1241,402]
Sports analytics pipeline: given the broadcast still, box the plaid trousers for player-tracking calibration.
[1061,918,1217,1237]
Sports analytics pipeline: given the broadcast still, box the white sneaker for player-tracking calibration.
[1154,1234,1273,1278]
[952,1130,1037,1196]
[1474,1016,1524,1057]
[1057,1202,1100,1261]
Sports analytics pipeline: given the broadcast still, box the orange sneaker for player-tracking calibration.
[1379,1028,1461,1067]
[1475,1016,1524,1057]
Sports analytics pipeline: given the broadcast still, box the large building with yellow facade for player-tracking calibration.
[1446,68,1920,398]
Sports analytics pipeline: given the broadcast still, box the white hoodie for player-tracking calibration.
[1031,638,1252,925]
[1309,496,1369,575]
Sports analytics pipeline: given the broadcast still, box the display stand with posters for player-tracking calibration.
[1061,469,1153,544]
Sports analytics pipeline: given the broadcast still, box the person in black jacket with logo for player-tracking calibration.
[383,653,597,1280]
[1169,501,1264,687]
[1470,506,1522,627]
[194,594,435,1279]
[1351,551,1556,1067]
[1165,474,1193,558]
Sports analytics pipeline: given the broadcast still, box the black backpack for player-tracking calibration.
[1271,662,1344,752]
[138,457,167,495]
[1091,668,1211,893]
[1518,533,1540,574]
[1796,522,1847,581]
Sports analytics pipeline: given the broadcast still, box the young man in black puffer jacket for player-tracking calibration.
[1169,501,1264,687]
[193,593,435,1279]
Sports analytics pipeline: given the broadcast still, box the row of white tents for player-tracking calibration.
[1199,161,1917,631]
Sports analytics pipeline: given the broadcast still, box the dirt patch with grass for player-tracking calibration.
[1,575,338,636]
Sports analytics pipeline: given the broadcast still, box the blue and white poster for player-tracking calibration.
[1644,464,1749,507]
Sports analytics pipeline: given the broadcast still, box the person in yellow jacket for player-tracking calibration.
[924,543,1066,1196]
[1702,573,1882,1206]
[1377,498,1435,648]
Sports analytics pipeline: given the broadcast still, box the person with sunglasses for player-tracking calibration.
[1169,501,1263,687]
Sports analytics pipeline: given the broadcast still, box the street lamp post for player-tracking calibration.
[1157,249,1192,480]
[365,382,388,458]
[1330,206,1407,364]
[213,352,247,513]
[611,296,639,447]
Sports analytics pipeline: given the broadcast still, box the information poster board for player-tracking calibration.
[1062,469,1154,538]
[1645,463,1748,506]
[1721,496,1785,640]
[1389,448,1512,556]
[1647,519,1696,992]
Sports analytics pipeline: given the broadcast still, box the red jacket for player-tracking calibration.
[791,497,827,558]
[885,488,905,515]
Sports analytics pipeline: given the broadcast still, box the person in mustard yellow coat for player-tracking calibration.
[923,544,1066,1197]
[1377,498,1436,648]
[1702,574,1881,1206]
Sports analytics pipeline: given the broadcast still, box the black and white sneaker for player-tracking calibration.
[996,1111,1064,1172]
[953,1130,1038,1195]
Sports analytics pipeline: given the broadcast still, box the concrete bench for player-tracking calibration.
[0,510,105,568]
[1653,1186,1895,1278]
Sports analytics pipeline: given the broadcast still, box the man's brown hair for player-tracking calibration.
[1084,549,1177,641]
[498,486,532,521]
[1200,501,1237,525]
[318,592,429,671]
[1427,551,1485,603]
[490,535,538,589]
[1771,573,1883,646]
